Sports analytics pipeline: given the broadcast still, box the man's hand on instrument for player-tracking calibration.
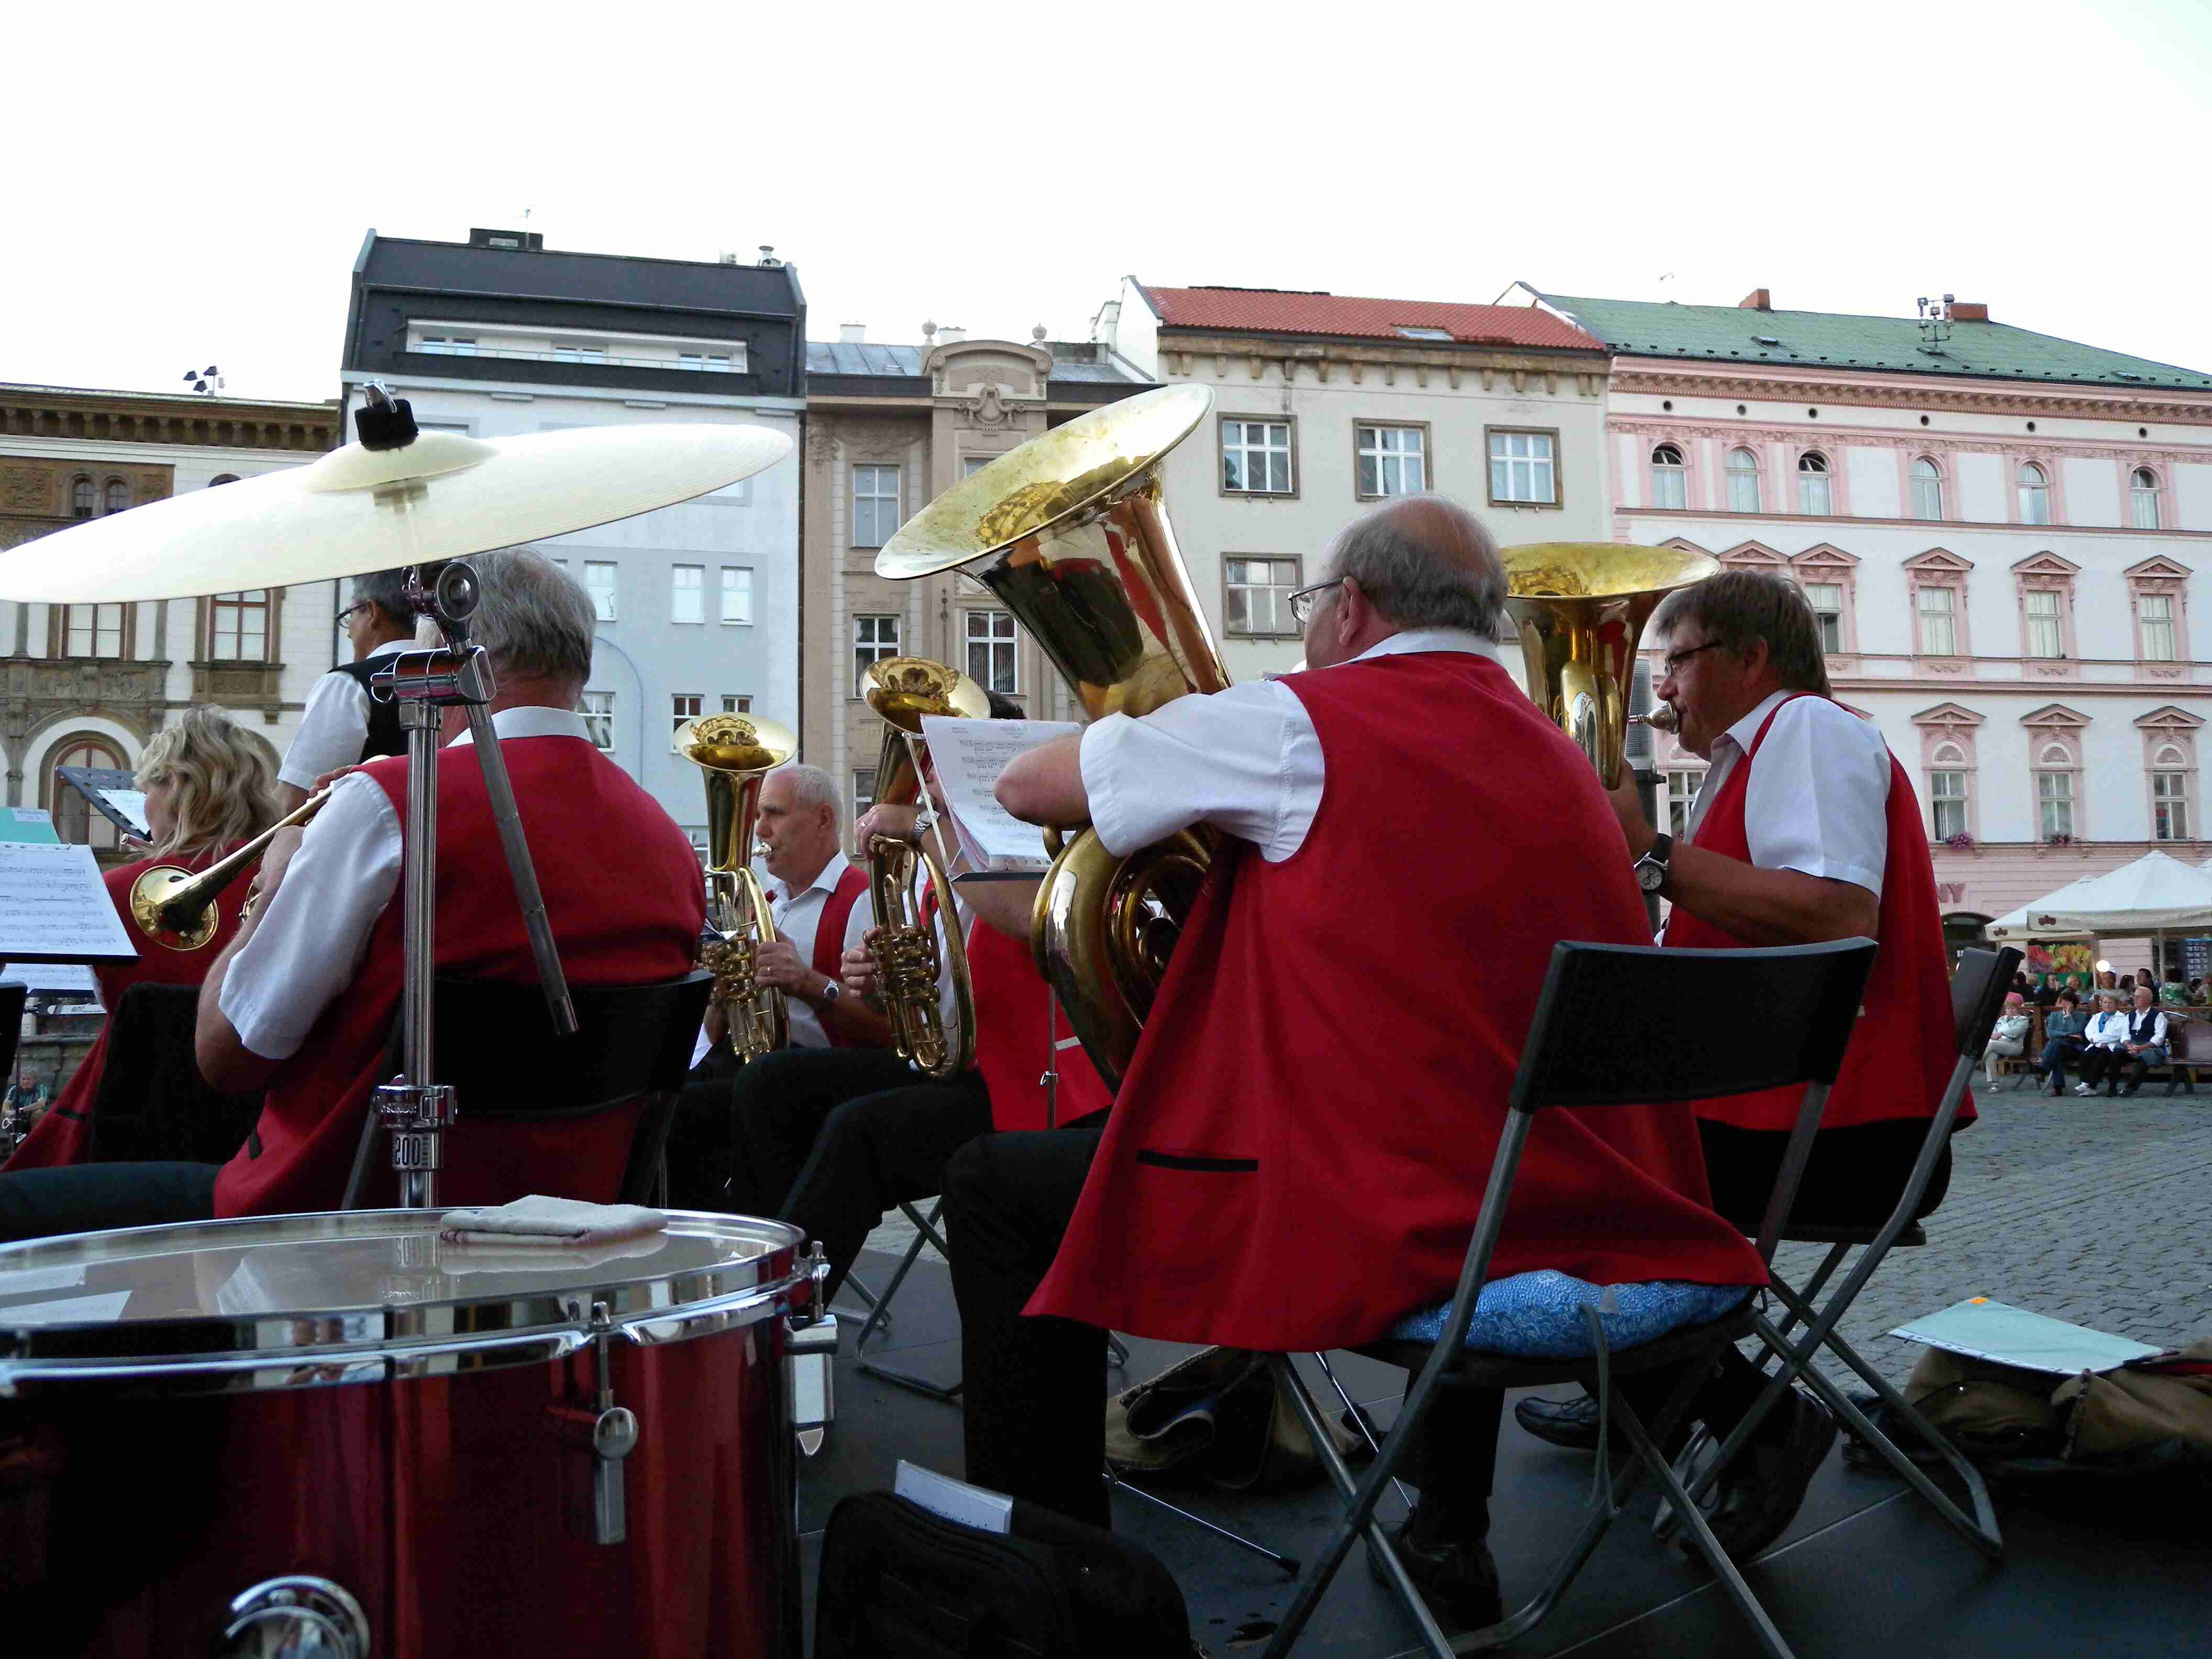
[854,803,922,851]
[842,941,884,1007]
[310,764,368,794]
[753,937,834,1005]
[1606,768,1657,862]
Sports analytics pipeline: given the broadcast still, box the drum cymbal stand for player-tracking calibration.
[368,537,579,1208]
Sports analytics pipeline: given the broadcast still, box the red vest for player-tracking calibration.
[966,916,1113,1132]
[1027,652,1767,1352]
[808,862,870,1049]
[213,734,705,1218]
[1664,695,1968,1133]
[3,845,260,1172]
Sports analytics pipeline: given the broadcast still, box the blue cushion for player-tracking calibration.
[1387,1270,1752,1359]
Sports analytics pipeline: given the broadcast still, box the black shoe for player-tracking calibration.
[1370,1519,1504,1632]
[1692,1391,1837,1563]
[1513,1392,1601,1451]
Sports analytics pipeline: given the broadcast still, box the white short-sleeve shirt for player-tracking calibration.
[278,639,413,791]
[765,854,877,1049]
[1684,690,1890,899]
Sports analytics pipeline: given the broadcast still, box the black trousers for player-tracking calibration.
[2075,1046,2128,1090]
[0,1161,220,1244]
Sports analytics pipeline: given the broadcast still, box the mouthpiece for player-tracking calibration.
[1631,704,1680,733]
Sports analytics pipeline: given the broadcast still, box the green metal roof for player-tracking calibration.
[1539,293,2212,391]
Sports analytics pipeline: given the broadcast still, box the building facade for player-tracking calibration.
[1092,279,1613,681]
[1521,285,2212,947]
[0,383,342,857]
[339,229,808,851]
[799,325,1151,821]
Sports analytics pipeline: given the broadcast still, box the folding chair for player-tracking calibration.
[1258,937,1878,1659]
[1665,945,2017,1563]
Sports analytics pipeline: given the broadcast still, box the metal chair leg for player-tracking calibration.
[854,1200,963,1403]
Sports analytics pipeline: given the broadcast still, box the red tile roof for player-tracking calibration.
[1138,284,1605,352]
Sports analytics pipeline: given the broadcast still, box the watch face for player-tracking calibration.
[1638,862,1664,892]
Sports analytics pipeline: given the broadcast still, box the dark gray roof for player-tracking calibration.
[360,236,805,318]
[806,342,923,376]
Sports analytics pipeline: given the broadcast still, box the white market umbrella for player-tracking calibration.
[2030,850,2212,935]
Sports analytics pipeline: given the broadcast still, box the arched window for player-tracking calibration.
[1928,743,1970,841]
[2152,745,2192,841]
[2132,468,2162,530]
[1911,457,1944,521]
[70,477,96,519]
[1726,447,1761,513]
[48,735,128,852]
[1797,451,1831,515]
[1651,444,1687,510]
[103,479,129,515]
[207,474,240,488]
[2034,742,2076,839]
[2017,462,2050,526]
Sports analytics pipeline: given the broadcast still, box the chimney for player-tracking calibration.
[839,323,866,344]
[1738,288,1772,312]
[1949,302,1989,322]
[937,326,966,344]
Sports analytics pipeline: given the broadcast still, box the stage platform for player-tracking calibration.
[800,1248,2208,1657]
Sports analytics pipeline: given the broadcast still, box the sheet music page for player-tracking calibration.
[0,843,138,962]
[920,716,1082,872]
[0,808,60,845]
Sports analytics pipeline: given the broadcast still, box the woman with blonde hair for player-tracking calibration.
[3,707,279,1171]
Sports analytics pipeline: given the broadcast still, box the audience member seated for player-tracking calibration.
[2075,994,2130,1097]
[2116,986,2172,1098]
[3,707,278,1175]
[1982,993,2031,1085]
[2029,972,2060,1009]
[2028,990,2088,1095]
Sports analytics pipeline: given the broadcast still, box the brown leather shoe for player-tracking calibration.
[1693,1391,1837,1563]
[1369,1520,1505,1632]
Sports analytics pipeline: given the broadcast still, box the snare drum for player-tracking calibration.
[0,1209,809,1658]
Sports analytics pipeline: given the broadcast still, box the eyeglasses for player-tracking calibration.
[1659,640,1726,678]
[1287,577,1345,627]
[336,602,372,629]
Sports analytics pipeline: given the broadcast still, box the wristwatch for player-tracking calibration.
[1633,831,1675,895]
[817,976,843,1008]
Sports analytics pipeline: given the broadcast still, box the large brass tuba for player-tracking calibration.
[861,657,986,1079]
[673,712,795,1062]
[875,383,1224,1090]
[1500,541,1720,785]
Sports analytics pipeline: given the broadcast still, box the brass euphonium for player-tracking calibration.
[672,712,796,1062]
[861,657,986,1079]
[127,787,333,950]
[1500,542,1720,785]
[876,383,1224,1090]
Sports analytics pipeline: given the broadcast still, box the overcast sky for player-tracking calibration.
[9,1,2209,405]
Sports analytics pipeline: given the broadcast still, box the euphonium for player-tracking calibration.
[875,383,1224,1090]
[1500,542,1719,785]
[861,657,986,1079]
[673,712,796,1062]
[128,787,334,951]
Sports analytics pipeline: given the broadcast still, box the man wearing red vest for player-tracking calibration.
[945,497,1769,1627]
[0,550,705,1238]
[1517,568,1965,1561]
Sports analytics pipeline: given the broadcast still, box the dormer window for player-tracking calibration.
[1394,326,1453,340]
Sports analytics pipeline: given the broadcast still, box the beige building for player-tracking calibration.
[799,327,1151,817]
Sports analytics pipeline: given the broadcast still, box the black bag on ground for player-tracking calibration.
[815,1489,1198,1658]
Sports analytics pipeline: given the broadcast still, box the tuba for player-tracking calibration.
[1500,542,1719,786]
[875,383,1224,1090]
[861,657,986,1079]
[673,712,796,1063]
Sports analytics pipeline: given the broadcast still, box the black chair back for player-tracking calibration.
[1950,946,2022,1059]
[0,983,25,1083]
[86,983,263,1165]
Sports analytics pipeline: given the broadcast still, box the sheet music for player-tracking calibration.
[0,843,138,963]
[920,716,1082,873]
[0,808,59,845]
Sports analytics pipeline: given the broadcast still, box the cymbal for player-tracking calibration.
[0,423,792,603]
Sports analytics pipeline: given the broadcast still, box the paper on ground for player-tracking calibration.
[895,1458,1013,1533]
[920,715,1082,873]
[1889,1297,2162,1375]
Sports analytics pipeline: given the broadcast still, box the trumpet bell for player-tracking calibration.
[128,866,218,952]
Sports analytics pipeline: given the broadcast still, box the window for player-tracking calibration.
[2025,589,2063,658]
[1224,556,1300,637]
[1395,326,1454,340]
[2017,462,2050,525]
[2153,767,2191,841]
[63,604,125,659]
[553,344,606,364]
[721,694,752,714]
[2132,468,2163,529]
[1917,585,1958,657]
[71,477,95,519]
[585,561,617,621]
[721,566,753,625]
[1356,425,1426,497]
[1221,419,1293,495]
[50,737,126,851]
[103,479,129,515]
[1664,769,1705,841]
[677,352,735,372]
[208,474,240,487]
[579,691,615,751]
[1487,429,1557,505]
[2037,767,2075,839]
[853,614,900,695]
[1929,771,1968,842]
[418,336,479,356]
[671,693,702,734]
[209,591,269,661]
[966,610,1018,694]
[1652,444,1687,509]
[1797,452,1831,515]
[963,455,993,477]
[853,464,901,547]
[853,769,878,820]
[1725,448,1762,513]
[1804,583,1843,653]
[671,564,705,625]
[1911,457,1944,521]
[2141,593,2177,661]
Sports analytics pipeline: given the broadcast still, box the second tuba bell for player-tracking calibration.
[673,711,796,1063]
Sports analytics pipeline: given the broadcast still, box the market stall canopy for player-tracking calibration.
[1985,878,2103,942]
[2012,851,2212,935]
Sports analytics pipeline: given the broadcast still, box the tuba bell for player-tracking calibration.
[875,383,1224,1090]
[1500,541,1719,786]
[673,711,796,1063]
[861,657,987,1079]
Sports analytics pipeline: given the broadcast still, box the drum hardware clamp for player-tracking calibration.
[548,1300,637,1547]
[786,1242,837,1457]
[217,1575,371,1659]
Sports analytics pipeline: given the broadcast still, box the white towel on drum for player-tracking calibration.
[439,1195,668,1248]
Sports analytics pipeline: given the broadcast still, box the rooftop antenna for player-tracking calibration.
[182,364,225,395]
[1917,293,1953,350]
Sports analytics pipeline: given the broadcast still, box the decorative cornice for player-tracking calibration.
[2021,703,2091,727]
[2137,705,2206,730]
[1610,414,2207,466]
[1911,701,1985,726]
[1610,363,2212,428]
[1903,548,1976,573]
[1616,504,2212,542]
[2123,554,2195,580]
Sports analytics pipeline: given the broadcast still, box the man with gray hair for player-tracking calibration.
[275,566,418,813]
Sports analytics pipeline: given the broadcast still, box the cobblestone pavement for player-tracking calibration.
[862,1084,2212,1387]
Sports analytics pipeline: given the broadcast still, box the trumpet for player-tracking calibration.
[127,788,333,952]
[673,712,795,1063]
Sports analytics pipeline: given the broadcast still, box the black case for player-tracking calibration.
[815,1490,1195,1658]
